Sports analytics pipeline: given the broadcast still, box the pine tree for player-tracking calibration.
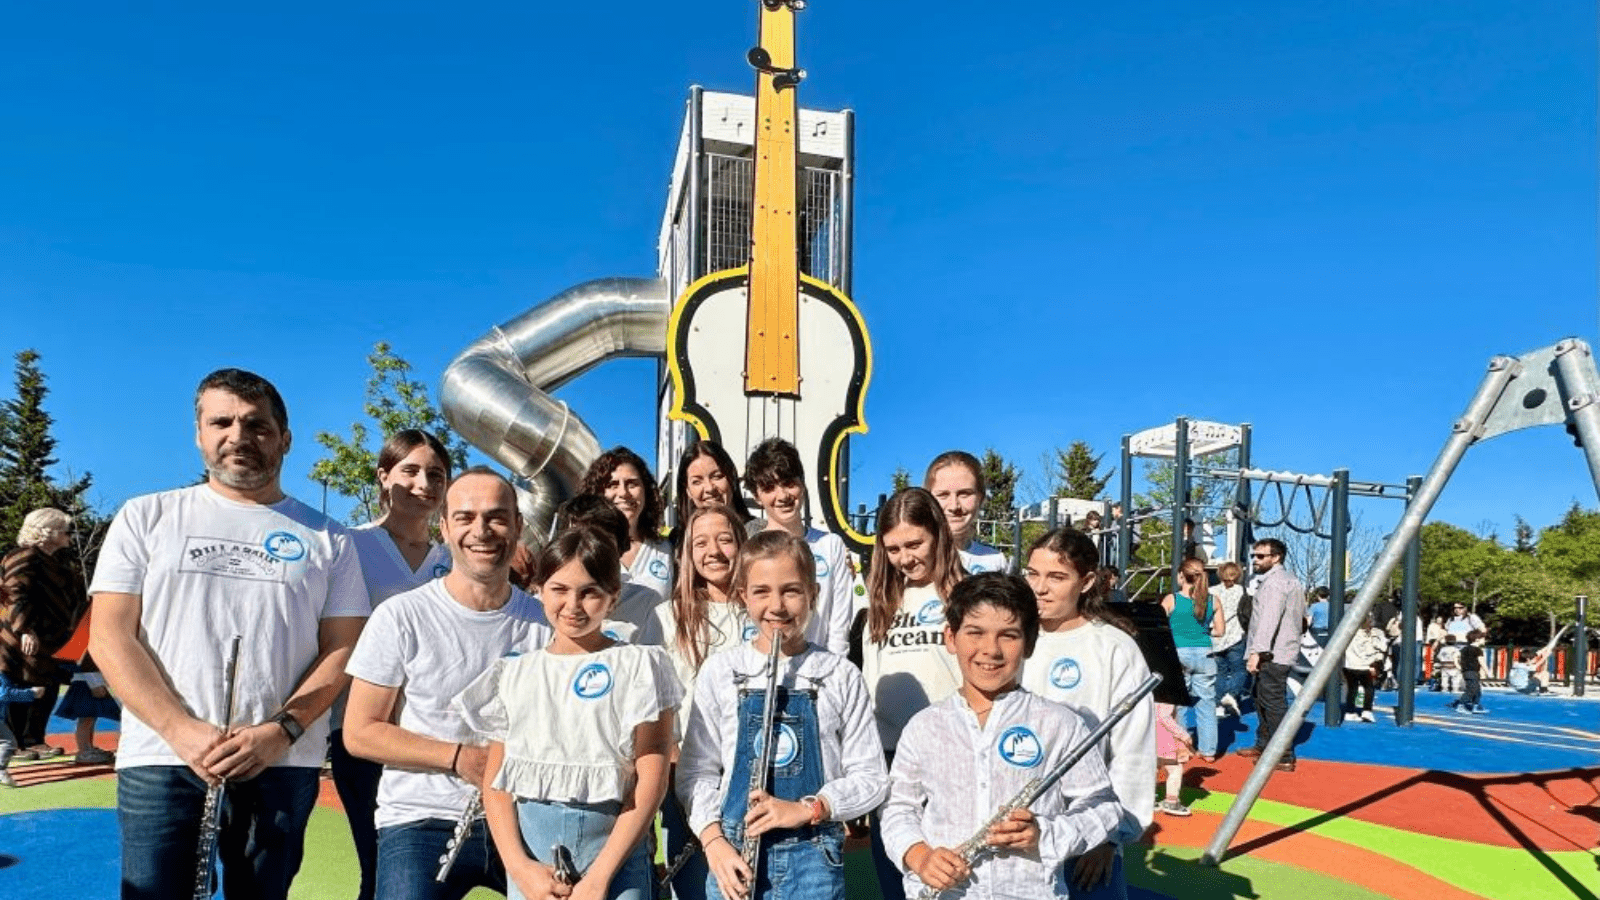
[0,350,94,553]
[978,448,1019,525]
[1053,440,1112,499]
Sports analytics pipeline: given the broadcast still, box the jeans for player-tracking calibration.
[5,680,60,748]
[376,816,506,900]
[706,830,845,900]
[1461,671,1483,708]
[1066,845,1127,900]
[1213,640,1249,707]
[1252,661,1293,763]
[330,729,383,900]
[1176,646,1218,757]
[117,764,318,900]
[510,798,651,900]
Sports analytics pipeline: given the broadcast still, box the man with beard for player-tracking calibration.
[90,368,369,899]
[344,467,550,900]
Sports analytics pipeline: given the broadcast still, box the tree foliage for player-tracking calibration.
[890,467,911,494]
[310,343,471,524]
[978,448,1021,551]
[1052,441,1112,500]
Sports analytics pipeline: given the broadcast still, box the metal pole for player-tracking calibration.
[1172,416,1189,589]
[1397,475,1423,726]
[1012,504,1025,575]
[1201,354,1520,866]
[1236,424,1253,567]
[1119,434,1133,576]
[1575,595,1589,698]
[1323,469,1349,726]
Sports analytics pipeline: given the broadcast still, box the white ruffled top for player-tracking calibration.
[455,642,684,803]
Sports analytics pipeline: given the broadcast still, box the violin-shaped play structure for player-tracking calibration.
[442,1,870,547]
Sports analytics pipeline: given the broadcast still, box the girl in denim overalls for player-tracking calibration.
[459,525,682,900]
[678,531,889,900]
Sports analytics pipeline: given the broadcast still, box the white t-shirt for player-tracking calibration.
[638,596,749,734]
[805,526,856,657]
[335,523,451,729]
[861,582,962,751]
[455,643,682,802]
[1021,621,1156,845]
[1208,583,1245,651]
[346,579,550,829]
[959,540,1009,575]
[89,484,370,770]
[629,540,674,602]
[613,568,665,640]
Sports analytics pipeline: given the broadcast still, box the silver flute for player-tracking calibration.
[193,635,243,900]
[435,789,483,883]
[916,673,1162,900]
[740,631,785,876]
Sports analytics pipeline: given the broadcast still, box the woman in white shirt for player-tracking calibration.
[338,429,453,900]
[583,447,674,602]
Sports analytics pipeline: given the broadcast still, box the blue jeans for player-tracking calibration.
[1176,646,1218,757]
[1213,640,1249,707]
[706,830,846,900]
[117,764,318,900]
[662,788,709,900]
[511,798,651,900]
[1066,846,1127,900]
[376,816,506,900]
[330,729,384,900]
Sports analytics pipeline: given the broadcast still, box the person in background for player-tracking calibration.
[1209,561,1248,718]
[1341,612,1387,723]
[55,653,120,765]
[583,447,674,604]
[2,507,84,760]
[1452,630,1488,715]
[1236,538,1305,773]
[1443,603,1486,642]
[1161,558,1224,761]
[0,674,46,786]
[924,451,1008,575]
[1435,635,1463,694]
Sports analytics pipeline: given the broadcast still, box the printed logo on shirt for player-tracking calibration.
[997,726,1044,769]
[813,552,830,577]
[742,621,760,642]
[431,563,450,578]
[603,629,622,642]
[572,663,614,700]
[968,562,985,575]
[648,558,669,580]
[180,536,288,584]
[756,722,800,768]
[916,599,944,626]
[1049,657,1082,691]
[263,531,306,562]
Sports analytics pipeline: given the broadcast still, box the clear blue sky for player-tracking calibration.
[3,2,1595,545]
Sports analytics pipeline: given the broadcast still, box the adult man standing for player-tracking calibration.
[90,368,369,899]
[1236,538,1305,772]
[344,467,550,900]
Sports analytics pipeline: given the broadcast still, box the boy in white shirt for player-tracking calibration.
[882,573,1120,899]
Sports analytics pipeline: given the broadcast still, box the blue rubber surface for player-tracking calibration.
[0,808,119,896]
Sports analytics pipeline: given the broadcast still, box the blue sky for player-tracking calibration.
[3,2,1595,545]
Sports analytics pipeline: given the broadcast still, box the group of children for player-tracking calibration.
[413,437,1159,900]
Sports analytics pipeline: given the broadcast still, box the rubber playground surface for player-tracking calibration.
[2,688,1596,900]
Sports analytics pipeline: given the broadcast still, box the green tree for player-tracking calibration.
[978,448,1021,553]
[0,350,95,553]
[890,467,911,494]
[1131,449,1238,570]
[1052,441,1112,500]
[1417,521,1508,615]
[311,343,471,524]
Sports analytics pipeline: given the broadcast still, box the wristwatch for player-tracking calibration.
[270,710,304,744]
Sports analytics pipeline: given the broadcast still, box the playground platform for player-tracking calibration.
[2,687,1595,899]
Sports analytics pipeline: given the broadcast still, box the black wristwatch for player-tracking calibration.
[270,710,304,744]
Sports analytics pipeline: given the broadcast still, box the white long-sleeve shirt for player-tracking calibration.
[677,642,889,835]
[805,527,856,657]
[881,689,1120,900]
[1020,621,1155,846]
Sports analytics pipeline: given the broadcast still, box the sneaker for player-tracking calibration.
[1360,711,1375,723]
[1215,707,1228,718]
[25,744,63,759]
[0,769,14,788]
[1344,712,1361,723]
[1275,759,1297,772]
[1235,746,1263,760]
[1158,799,1192,817]
[1470,706,1489,715]
[74,747,114,765]
[11,749,37,762]
[1220,694,1241,717]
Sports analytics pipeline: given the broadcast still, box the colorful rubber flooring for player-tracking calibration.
[2,688,1596,899]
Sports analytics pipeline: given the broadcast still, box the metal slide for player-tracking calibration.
[440,277,670,542]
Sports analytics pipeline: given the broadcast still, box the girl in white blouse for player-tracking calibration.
[678,530,888,900]
[459,526,682,900]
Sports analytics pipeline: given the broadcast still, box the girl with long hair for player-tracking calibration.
[1162,557,1225,761]
[583,446,674,603]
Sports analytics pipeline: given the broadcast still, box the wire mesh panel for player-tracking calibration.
[701,153,843,287]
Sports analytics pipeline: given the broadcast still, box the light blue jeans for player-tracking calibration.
[1177,645,1218,757]
[512,798,651,900]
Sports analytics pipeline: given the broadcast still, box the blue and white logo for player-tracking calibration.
[648,558,669,580]
[742,621,760,642]
[1049,657,1082,691]
[756,722,800,768]
[998,726,1044,768]
[572,663,613,700]
[916,599,944,626]
[263,531,306,562]
[431,563,450,578]
[813,552,830,577]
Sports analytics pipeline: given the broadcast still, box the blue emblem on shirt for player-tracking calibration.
[263,531,306,562]
[431,563,450,578]
[572,663,613,700]
[1049,657,1082,691]
[756,722,800,768]
[648,558,669,580]
[916,599,944,626]
[742,621,760,641]
[998,726,1044,768]
[813,552,829,577]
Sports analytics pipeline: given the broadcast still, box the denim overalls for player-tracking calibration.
[710,670,845,900]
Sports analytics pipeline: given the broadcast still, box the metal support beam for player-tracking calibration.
[1397,474,1423,726]
[1172,416,1189,586]
[1119,434,1134,577]
[1322,469,1350,726]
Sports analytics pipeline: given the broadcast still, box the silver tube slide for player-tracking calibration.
[440,277,670,542]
